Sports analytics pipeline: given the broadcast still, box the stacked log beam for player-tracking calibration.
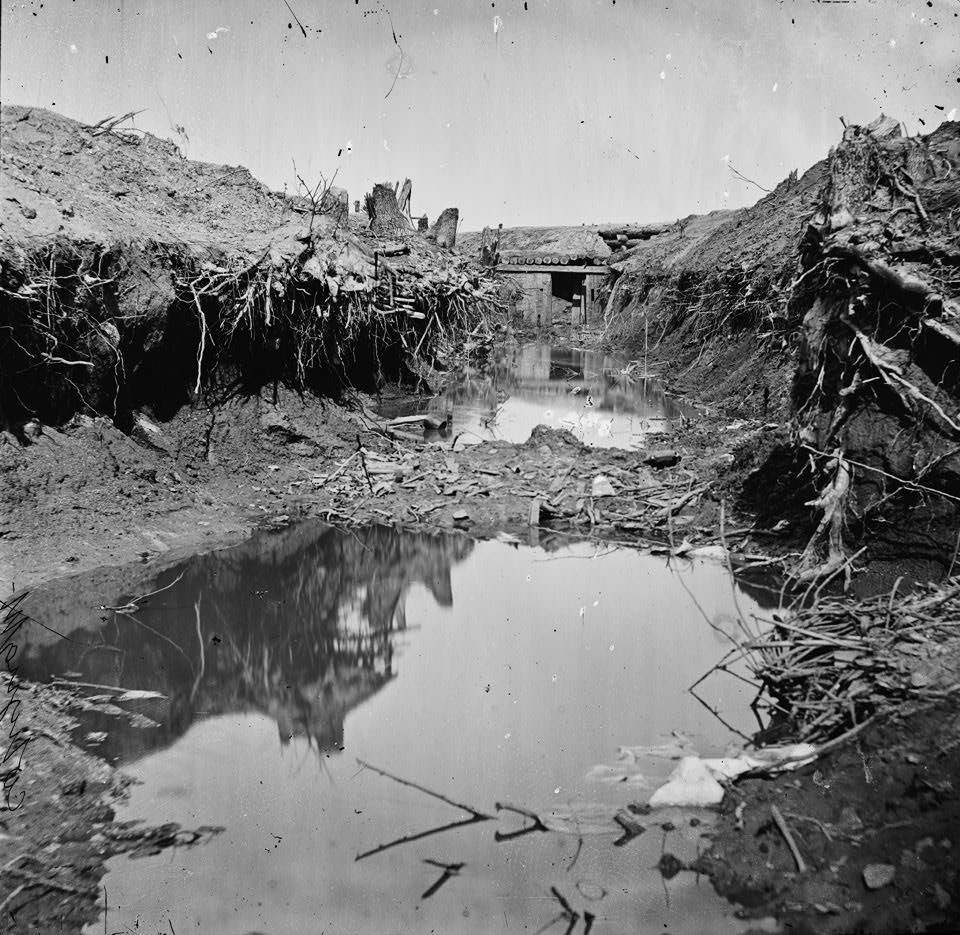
[598,222,673,253]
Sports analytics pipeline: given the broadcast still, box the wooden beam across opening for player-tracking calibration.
[499,264,609,274]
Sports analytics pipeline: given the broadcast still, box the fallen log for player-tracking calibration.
[598,222,672,240]
[387,413,448,430]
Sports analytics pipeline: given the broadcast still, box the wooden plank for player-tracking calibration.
[387,414,448,430]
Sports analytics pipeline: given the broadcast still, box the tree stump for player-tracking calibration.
[480,224,502,267]
[397,178,413,219]
[364,182,412,236]
[426,207,459,249]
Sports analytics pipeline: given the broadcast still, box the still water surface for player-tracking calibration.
[25,523,768,934]
[382,342,690,450]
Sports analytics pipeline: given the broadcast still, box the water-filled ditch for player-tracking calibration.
[21,522,774,934]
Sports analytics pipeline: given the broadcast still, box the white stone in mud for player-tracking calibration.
[591,474,615,497]
[648,756,725,808]
[862,863,896,890]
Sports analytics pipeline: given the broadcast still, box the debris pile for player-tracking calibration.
[176,231,500,397]
[745,576,960,743]
[788,116,960,574]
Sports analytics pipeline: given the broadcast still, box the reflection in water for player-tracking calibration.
[381,342,691,449]
[22,522,472,763]
[24,524,771,935]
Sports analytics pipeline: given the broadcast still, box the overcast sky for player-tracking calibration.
[2,0,957,228]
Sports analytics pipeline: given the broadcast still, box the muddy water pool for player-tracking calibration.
[380,342,692,450]
[24,523,772,934]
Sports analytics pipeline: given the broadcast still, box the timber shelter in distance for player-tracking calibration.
[460,223,672,328]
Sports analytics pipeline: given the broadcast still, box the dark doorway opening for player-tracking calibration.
[551,271,585,304]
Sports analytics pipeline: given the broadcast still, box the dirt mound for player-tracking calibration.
[603,159,827,419]
[1,105,303,255]
[0,105,501,432]
[604,116,960,575]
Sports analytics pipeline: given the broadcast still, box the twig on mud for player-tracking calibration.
[770,804,807,872]
[311,451,359,487]
[0,884,26,915]
[356,435,375,495]
[781,811,864,844]
[99,571,185,613]
[85,110,146,139]
[50,678,165,698]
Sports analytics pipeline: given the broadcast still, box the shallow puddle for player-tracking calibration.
[24,523,771,934]
[381,342,691,449]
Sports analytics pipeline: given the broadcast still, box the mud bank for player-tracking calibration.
[0,671,224,932]
[603,116,960,581]
[0,105,501,434]
[698,700,960,934]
